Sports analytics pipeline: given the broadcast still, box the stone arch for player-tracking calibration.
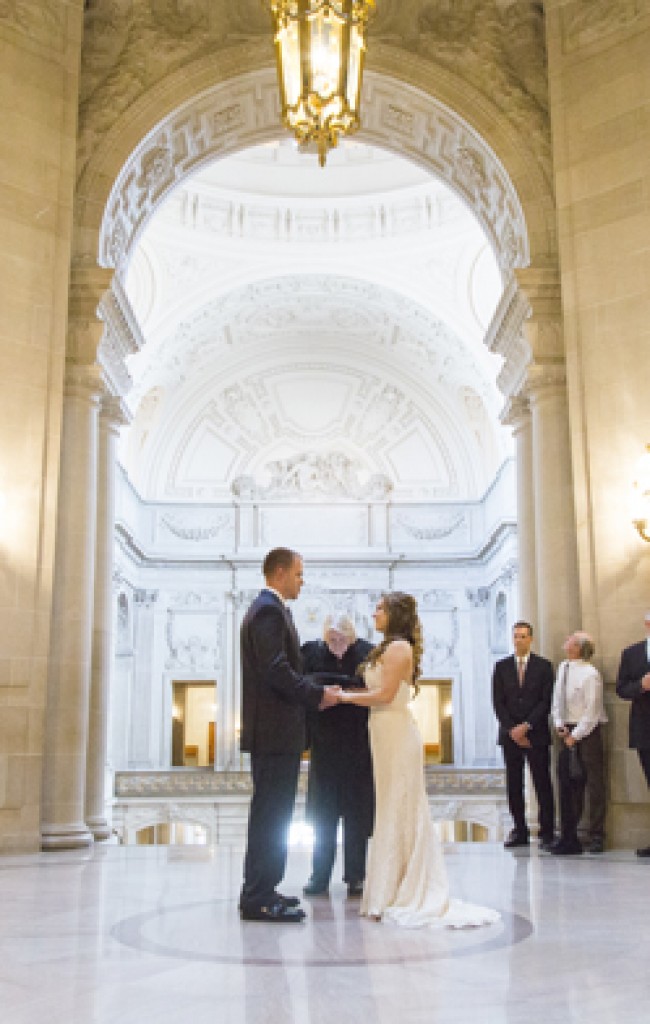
[75,41,556,281]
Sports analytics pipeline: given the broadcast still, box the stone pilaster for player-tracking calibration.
[129,590,159,768]
[464,587,494,766]
[85,395,129,841]
[41,364,103,850]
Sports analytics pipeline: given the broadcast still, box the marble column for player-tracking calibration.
[41,364,103,850]
[528,366,581,661]
[85,396,128,841]
[502,395,538,628]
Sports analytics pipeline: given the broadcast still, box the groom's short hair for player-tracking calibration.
[263,547,300,579]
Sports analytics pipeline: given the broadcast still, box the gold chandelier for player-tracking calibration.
[264,1,375,167]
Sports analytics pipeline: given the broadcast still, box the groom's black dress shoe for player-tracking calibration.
[275,892,301,908]
[347,881,364,898]
[240,899,306,923]
[503,830,529,849]
[636,845,650,858]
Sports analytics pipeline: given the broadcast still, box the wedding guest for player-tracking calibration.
[551,631,607,855]
[492,621,555,850]
[616,611,650,857]
[301,614,373,897]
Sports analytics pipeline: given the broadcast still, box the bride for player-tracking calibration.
[338,592,500,929]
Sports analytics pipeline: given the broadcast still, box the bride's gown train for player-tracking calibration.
[361,666,500,929]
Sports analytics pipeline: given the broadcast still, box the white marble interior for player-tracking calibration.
[1,842,648,1024]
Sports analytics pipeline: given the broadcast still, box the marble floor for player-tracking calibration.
[0,842,648,1024]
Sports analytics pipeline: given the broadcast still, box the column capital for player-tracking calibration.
[466,587,490,609]
[67,260,114,364]
[98,277,146,399]
[134,589,159,609]
[525,361,567,405]
[63,361,104,403]
[500,394,530,430]
[514,265,562,315]
[99,394,132,432]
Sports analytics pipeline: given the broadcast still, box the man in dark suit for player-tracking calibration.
[616,611,650,857]
[239,547,340,922]
[492,620,556,849]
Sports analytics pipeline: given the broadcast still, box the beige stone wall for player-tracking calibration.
[546,2,650,845]
[0,2,84,852]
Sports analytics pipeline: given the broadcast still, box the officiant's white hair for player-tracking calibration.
[322,613,356,642]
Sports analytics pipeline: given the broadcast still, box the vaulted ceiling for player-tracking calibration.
[121,139,510,503]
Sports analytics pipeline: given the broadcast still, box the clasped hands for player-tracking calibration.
[509,723,531,748]
[318,686,355,710]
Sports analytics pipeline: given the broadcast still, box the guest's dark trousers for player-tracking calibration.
[241,752,301,909]
[311,807,368,888]
[557,725,606,843]
[502,737,555,839]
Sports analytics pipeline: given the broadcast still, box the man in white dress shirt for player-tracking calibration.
[550,631,607,855]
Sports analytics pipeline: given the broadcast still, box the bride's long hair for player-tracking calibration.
[358,592,423,688]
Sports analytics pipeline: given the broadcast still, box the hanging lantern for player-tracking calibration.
[264,1,375,166]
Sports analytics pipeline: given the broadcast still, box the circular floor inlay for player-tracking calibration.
[111,898,531,966]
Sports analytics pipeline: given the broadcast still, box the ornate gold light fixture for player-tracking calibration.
[264,1,375,167]
[632,443,650,542]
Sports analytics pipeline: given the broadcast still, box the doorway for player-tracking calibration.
[409,679,453,765]
[171,681,216,767]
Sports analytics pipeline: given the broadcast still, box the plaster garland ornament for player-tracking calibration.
[396,512,466,540]
[160,511,231,541]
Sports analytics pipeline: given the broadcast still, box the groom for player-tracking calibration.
[239,547,340,922]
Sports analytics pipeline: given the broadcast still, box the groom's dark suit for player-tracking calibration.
[240,588,324,912]
[492,651,555,840]
[616,638,650,781]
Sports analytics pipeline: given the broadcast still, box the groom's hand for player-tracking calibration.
[318,685,341,710]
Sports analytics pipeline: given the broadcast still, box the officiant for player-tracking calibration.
[302,614,374,897]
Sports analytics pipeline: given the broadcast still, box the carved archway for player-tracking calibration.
[95,65,534,279]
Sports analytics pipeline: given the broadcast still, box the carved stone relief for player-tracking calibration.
[0,0,67,51]
[560,0,644,52]
[232,451,393,502]
[165,607,223,672]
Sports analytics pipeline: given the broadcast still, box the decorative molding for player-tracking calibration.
[113,766,506,798]
[484,274,533,400]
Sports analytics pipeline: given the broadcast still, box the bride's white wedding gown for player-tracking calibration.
[361,665,500,929]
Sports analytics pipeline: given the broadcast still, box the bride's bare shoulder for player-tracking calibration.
[383,639,413,664]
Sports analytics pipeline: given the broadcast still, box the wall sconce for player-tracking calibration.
[632,444,650,542]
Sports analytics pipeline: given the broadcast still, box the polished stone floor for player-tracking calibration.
[0,842,648,1024]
